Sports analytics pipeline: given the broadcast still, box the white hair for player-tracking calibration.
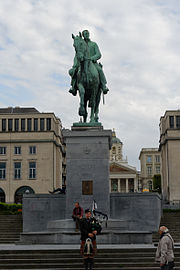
[159,226,169,233]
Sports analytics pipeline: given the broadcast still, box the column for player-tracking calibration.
[32,118,34,131]
[118,178,121,192]
[44,118,47,131]
[19,118,21,131]
[25,118,27,131]
[38,118,40,131]
[134,178,137,192]
[126,178,129,193]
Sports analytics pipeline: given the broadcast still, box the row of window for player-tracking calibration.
[146,155,160,163]
[1,118,51,132]
[0,146,36,155]
[147,165,160,175]
[169,115,180,128]
[0,162,36,180]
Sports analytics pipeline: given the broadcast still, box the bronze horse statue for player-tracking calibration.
[72,33,102,123]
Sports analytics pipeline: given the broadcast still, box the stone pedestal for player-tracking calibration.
[20,126,162,245]
[63,126,112,218]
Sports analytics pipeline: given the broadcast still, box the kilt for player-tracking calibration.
[80,240,97,258]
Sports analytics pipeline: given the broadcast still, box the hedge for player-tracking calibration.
[163,209,180,213]
[0,202,22,215]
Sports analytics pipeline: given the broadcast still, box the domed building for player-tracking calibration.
[109,130,140,193]
[110,130,123,162]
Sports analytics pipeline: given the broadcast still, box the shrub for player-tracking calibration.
[0,202,22,215]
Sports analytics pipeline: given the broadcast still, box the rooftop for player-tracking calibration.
[0,107,40,114]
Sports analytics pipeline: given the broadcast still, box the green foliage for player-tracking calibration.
[0,202,22,215]
[163,209,180,213]
[153,174,161,193]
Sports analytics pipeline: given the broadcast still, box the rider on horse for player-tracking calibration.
[69,30,109,96]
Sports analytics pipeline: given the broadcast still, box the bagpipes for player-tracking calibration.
[91,200,108,228]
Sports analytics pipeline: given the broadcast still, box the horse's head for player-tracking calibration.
[72,32,86,62]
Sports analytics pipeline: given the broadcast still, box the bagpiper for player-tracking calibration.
[80,209,102,270]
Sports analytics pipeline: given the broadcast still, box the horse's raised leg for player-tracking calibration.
[78,84,86,118]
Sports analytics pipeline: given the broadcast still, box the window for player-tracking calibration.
[176,116,180,128]
[147,166,152,176]
[21,119,25,131]
[156,166,160,174]
[14,162,21,179]
[112,147,116,155]
[0,163,6,179]
[146,156,152,163]
[169,116,174,128]
[2,119,6,132]
[27,118,32,131]
[34,118,38,131]
[8,119,13,131]
[46,118,51,131]
[155,155,160,163]
[15,119,19,131]
[111,179,118,192]
[29,146,36,154]
[0,147,6,155]
[29,162,36,179]
[14,146,21,155]
[40,118,44,131]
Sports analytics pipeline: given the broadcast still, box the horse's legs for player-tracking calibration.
[83,98,88,123]
[94,89,101,122]
[78,83,86,117]
[90,107,95,123]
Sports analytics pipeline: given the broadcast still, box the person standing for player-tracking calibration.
[80,209,102,270]
[155,226,175,270]
[72,202,83,231]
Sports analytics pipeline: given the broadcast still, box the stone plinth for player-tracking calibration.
[110,192,161,231]
[62,126,112,218]
[22,194,66,232]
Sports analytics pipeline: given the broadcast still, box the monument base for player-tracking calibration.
[21,193,161,244]
[20,218,152,244]
[72,122,102,127]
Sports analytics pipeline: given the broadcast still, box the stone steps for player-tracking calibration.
[0,214,22,243]
[153,211,180,242]
[0,248,179,269]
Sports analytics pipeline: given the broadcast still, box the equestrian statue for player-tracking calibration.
[68,30,109,123]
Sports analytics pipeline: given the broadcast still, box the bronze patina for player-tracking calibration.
[69,30,109,124]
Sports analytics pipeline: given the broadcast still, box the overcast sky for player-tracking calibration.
[0,0,180,169]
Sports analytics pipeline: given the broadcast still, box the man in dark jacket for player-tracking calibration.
[80,209,102,270]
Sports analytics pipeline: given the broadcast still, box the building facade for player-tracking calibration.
[0,107,63,203]
[139,148,161,191]
[109,130,139,192]
[159,110,180,202]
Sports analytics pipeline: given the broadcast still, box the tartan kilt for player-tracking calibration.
[80,240,97,258]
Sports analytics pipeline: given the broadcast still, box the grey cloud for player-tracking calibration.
[0,0,180,169]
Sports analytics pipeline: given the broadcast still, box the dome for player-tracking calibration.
[112,130,122,144]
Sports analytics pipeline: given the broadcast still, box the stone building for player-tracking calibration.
[109,130,139,192]
[159,110,180,202]
[0,107,63,203]
[139,148,161,191]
